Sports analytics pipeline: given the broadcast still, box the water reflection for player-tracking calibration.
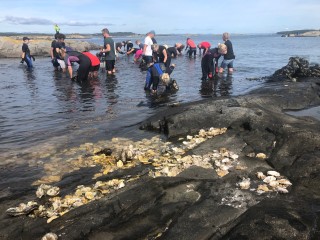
[24,67,37,98]
[105,75,119,119]
[219,74,233,96]
[200,74,233,98]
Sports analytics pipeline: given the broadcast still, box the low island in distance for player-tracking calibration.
[277,29,320,37]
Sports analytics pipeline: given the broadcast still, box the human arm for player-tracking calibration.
[68,65,73,79]
[142,44,147,55]
[163,49,167,63]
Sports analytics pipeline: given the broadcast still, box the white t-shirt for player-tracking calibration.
[144,36,153,56]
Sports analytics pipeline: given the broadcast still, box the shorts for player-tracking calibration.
[90,65,100,72]
[105,60,115,71]
[221,59,234,69]
[57,59,66,69]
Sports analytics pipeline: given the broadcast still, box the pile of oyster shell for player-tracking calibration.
[237,170,292,194]
[6,127,230,222]
[6,179,126,223]
[5,126,293,223]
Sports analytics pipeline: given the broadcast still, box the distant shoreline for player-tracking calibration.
[277,29,320,37]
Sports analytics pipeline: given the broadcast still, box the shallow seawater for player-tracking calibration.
[1,34,320,169]
[286,106,320,121]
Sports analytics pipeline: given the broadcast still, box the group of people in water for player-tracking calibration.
[20,28,235,94]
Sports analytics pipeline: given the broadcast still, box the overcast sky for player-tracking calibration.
[0,0,319,34]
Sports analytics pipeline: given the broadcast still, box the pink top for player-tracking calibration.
[134,49,143,59]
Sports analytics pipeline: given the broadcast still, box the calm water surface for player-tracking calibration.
[1,34,320,162]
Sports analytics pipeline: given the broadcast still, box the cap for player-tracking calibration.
[148,30,155,35]
[23,37,30,41]
[101,28,109,34]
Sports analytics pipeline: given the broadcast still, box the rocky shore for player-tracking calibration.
[0,35,100,58]
[0,60,320,239]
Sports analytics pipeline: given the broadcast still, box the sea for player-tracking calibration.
[1,34,320,164]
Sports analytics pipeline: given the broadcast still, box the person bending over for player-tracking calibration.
[115,42,125,55]
[60,48,91,82]
[198,41,211,55]
[82,50,100,79]
[126,40,133,52]
[201,44,227,80]
[145,62,176,93]
[151,44,171,68]
[186,38,197,58]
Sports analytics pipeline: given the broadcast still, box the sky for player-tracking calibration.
[0,0,319,34]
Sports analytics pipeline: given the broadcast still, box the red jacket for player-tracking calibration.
[199,41,211,49]
[82,52,100,66]
[186,39,196,48]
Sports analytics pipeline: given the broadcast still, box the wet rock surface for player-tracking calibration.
[1,68,320,238]
[270,57,320,81]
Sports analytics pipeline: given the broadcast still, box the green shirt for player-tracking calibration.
[103,37,116,60]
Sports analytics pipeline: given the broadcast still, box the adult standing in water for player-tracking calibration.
[21,37,34,69]
[186,38,197,58]
[219,32,235,74]
[50,33,60,70]
[55,34,67,72]
[101,28,116,75]
[143,30,155,64]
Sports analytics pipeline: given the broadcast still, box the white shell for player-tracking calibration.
[269,180,279,188]
[41,233,58,240]
[267,171,280,177]
[256,172,266,180]
[256,153,267,159]
[276,187,289,194]
[277,179,292,186]
[263,176,276,183]
[46,187,60,197]
[238,178,251,190]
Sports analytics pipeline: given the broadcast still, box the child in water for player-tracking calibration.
[21,37,35,68]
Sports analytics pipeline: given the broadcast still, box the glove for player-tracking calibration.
[20,58,24,64]
[31,55,35,61]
